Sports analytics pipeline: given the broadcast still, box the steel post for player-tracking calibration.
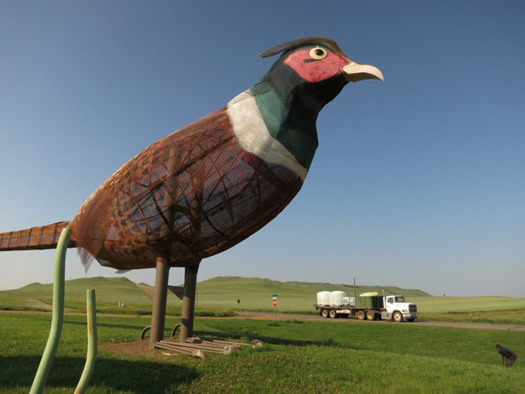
[180,262,200,342]
[149,256,170,348]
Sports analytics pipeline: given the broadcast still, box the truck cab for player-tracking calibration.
[382,295,417,322]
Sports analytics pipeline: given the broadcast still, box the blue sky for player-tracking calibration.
[1,1,523,297]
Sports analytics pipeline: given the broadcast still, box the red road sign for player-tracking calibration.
[272,299,278,307]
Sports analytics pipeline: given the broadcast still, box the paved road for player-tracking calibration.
[236,312,525,331]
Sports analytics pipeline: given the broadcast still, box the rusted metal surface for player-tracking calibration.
[64,108,302,271]
[0,109,302,267]
[0,221,74,251]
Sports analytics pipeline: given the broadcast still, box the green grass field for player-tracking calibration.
[410,296,525,325]
[0,312,523,393]
[1,277,524,392]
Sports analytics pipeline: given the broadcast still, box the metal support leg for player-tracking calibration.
[180,262,200,342]
[149,256,170,349]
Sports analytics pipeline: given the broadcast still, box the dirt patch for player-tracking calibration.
[100,340,181,360]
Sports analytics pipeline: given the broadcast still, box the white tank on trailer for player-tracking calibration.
[329,291,347,306]
[317,291,331,305]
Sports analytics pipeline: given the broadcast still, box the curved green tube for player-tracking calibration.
[30,228,72,394]
[75,289,97,394]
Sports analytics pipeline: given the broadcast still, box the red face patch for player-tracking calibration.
[283,48,349,83]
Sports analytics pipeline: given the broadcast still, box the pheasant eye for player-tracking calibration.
[309,47,328,60]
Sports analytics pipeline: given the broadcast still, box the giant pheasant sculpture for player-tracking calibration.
[0,37,383,346]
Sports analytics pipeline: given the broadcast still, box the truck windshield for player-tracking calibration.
[395,296,406,303]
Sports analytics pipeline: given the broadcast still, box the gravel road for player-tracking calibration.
[3,310,523,331]
[235,312,525,331]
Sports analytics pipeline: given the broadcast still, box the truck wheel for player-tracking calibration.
[366,311,376,321]
[393,311,403,322]
[329,310,337,319]
[357,311,366,320]
[321,309,329,318]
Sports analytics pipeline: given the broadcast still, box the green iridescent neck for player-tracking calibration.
[250,78,319,170]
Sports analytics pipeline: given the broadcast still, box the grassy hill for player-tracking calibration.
[0,277,165,314]
[0,276,429,314]
[198,276,431,297]
[193,276,430,312]
[1,276,524,323]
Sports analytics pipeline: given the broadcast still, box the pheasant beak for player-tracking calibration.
[343,61,384,83]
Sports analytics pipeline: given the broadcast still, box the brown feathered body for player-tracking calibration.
[68,108,303,270]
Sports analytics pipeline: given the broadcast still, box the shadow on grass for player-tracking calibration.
[194,330,356,349]
[0,355,199,392]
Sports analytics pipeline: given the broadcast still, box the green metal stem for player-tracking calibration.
[30,228,72,394]
[75,289,97,394]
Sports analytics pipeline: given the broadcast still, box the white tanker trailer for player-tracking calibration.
[314,291,417,322]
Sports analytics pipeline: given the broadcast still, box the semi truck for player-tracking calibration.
[314,291,417,322]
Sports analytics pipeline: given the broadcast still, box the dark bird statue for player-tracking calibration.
[0,37,383,347]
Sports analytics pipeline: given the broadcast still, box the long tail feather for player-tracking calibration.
[0,221,76,251]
